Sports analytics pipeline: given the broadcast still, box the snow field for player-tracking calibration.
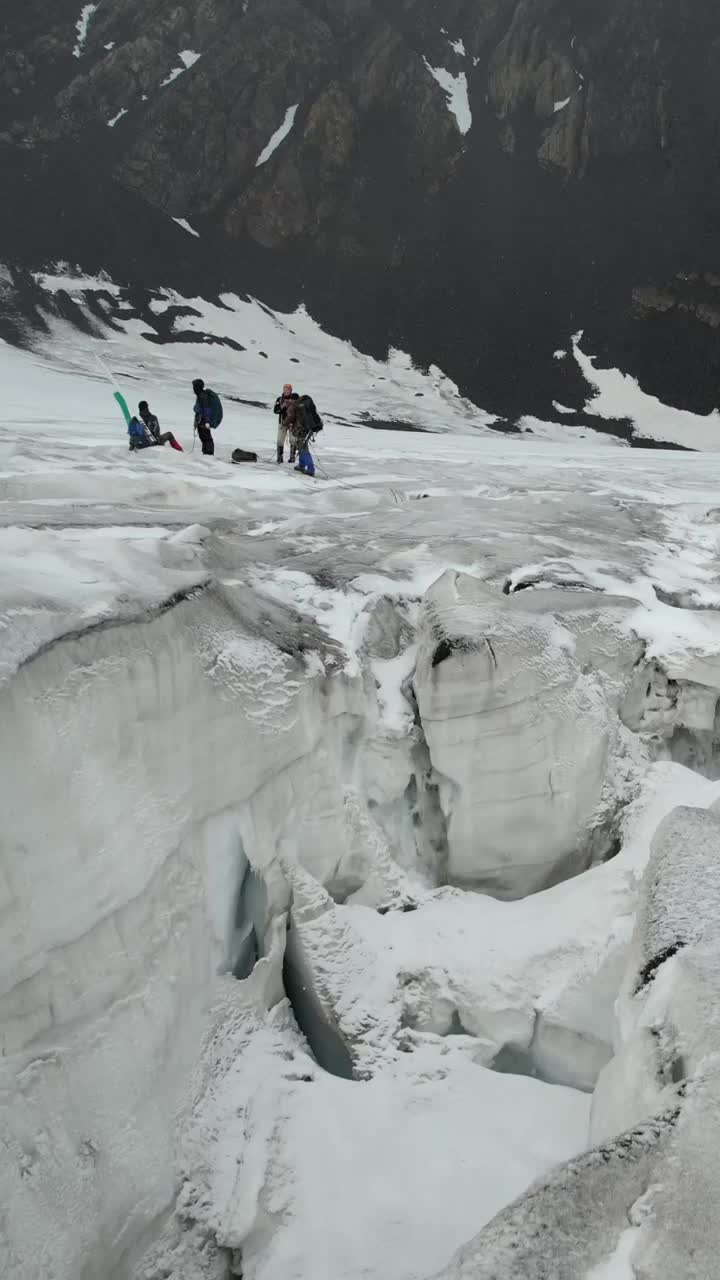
[4,276,720,1277]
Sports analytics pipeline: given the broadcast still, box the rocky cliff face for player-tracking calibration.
[2,0,720,425]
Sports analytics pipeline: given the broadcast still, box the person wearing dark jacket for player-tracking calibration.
[273,383,299,463]
[138,401,183,451]
[192,378,220,455]
[290,395,318,476]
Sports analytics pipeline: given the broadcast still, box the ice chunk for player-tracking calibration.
[433,1113,674,1280]
[414,571,641,897]
[255,103,300,166]
[423,60,472,134]
[636,805,720,981]
[287,852,635,1088]
[107,108,127,128]
[554,96,572,113]
[588,801,720,1277]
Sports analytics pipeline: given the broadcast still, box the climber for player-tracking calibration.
[138,400,183,451]
[273,383,299,463]
[192,378,223,455]
[290,393,323,477]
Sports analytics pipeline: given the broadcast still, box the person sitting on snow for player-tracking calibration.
[138,401,183,451]
[127,414,157,451]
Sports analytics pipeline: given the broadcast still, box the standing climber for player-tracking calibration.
[138,400,183,451]
[273,383,299,463]
[290,393,323,477]
[192,378,223,455]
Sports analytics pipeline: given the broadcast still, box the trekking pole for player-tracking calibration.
[95,353,132,429]
[94,352,121,393]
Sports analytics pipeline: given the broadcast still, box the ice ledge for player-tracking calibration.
[0,523,212,687]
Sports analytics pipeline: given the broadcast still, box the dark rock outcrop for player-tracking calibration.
[1,0,720,426]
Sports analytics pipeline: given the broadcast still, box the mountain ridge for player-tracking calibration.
[2,0,720,429]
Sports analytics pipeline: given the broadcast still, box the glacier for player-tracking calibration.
[4,280,720,1279]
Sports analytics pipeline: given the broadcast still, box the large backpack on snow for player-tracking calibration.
[297,394,323,434]
[205,388,224,428]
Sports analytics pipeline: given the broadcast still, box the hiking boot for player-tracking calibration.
[276,446,284,463]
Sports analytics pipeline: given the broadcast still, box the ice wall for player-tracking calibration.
[0,583,402,1279]
[5,546,719,1279]
[435,796,720,1279]
[414,572,643,897]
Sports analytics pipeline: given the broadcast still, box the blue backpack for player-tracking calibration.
[128,416,153,446]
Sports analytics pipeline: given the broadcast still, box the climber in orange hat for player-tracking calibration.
[273,382,299,463]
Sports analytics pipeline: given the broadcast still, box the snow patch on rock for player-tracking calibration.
[256,104,300,167]
[160,54,200,88]
[172,217,200,238]
[423,61,472,134]
[572,332,720,450]
[72,3,97,57]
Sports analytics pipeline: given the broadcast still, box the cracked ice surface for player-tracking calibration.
[4,298,720,1279]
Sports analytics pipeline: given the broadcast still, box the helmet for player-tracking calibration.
[192,378,204,394]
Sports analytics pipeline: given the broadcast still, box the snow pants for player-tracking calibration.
[196,425,214,455]
[157,431,183,451]
[276,422,296,460]
[294,433,315,476]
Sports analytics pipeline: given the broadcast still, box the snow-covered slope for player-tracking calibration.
[5,296,720,1279]
[8,266,720,448]
[14,272,494,439]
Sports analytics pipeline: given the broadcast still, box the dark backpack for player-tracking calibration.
[231,448,258,464]
[205,388,223,428]
[298,394,323,433]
